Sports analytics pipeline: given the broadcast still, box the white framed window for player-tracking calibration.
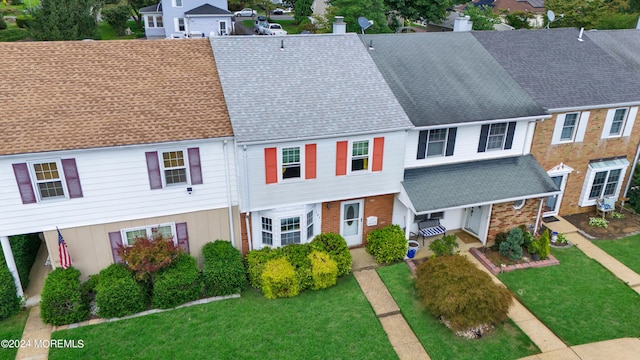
[147,15,155,28]
[560,113,578,141]
[610,109,627,136]
[486,123,507,151]
[426,129,447,158]
[350,140,370,172]
[513,199,526,210]
[306,210,314,240]
[261,217,273,246]
[161,150,188,186]
[552,112,589,144]
[173,0,183,7]
[257,206,317,248]
[601,107,637,139]
[281,146,302,180]
[579,158,629,206]
[176,18,186,32]
[219,21,227,35]
[121,223,176,247]
[156,15,163,27]
[589,169,621,200]
[281,217,301,245]
[31,161,66,200]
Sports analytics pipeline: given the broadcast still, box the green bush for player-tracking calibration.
[261,258,299,299]
[40,267,89,325]
[0,262,20,320]
[79,274,99,306]
[416,255,512,331]
[153,254,203,309]
[308,251,338,290]
[95,264,145,318]
[532,229,550,260]
[280,244,313,290]
[310,233,352,276]
[15,16,31,29]
[0,28,28,41]
[0,18,7,30]
[365,225,407,264]
[7,233,41,290]
[202,240,247,297]
[499,228,524,260]
[492,231,508,250]
[101,4,130,36]
[428,234,459,257]
[245,247,283,289]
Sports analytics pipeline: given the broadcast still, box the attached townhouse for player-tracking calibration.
[473,28,640,218]
[364,32,560,245]
[140,0,234,39]
[209,34,414,253]
[0,39,240,286]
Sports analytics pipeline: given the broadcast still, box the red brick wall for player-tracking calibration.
[487,198,541,244]
[530,108,640,216]
[239,212,252,256]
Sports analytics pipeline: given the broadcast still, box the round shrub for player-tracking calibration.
[261,258,299,299]
[153,254,203,309]
[245,247,282,289]
[416,255,512,331]
[499,227,524,260]
[365,225,407,264]
[202,240,247,297]
[310,233,352,276]
[95,264,145,318]
[280,244,313,290]
[40,267,89,325]
[0,19,7,31]
[308,251,338,290]
[0,263,20,320]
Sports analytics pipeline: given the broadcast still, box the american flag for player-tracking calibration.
[57,228,72,269]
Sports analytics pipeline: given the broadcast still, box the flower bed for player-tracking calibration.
[469,248,559,275]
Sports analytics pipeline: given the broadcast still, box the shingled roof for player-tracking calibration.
[0,39,232,156]
[364,32,547,127]
[586,29,640,75]
[209,34,413,144]
[473,28,640,110]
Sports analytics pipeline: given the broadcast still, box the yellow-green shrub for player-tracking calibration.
[308,251,338,290]
[260,258,299,299]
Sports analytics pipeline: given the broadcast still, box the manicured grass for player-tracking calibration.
[0,310,29,360]
[377,263,539,360]
[499,248,640,345]
[593,234,640,274]
[98,21,135,40]
[49,275,397,359]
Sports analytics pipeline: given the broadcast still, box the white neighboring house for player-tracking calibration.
[140,0,234,39]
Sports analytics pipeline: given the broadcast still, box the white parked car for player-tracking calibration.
[262,23,287,36]
[234,8,257,17]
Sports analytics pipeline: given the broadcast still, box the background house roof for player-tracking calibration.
[364,32,546,127]
[473,28,640,110]
[185,4,231,15]
[403,154,559,213]
[0,39,232,156]
[586,30,640,75]
[140,3,162,13]
[209,33,413,143]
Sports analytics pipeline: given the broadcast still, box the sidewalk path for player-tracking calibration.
[15,305,52,360]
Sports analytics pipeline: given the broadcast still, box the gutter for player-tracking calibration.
[223,140,236,247]
[243,145,253,252]
[550,102,640,113]
[235,125,413,146]
[412,114,551,131]
[412,191,562,215]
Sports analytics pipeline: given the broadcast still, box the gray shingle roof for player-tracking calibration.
[586,30,640,75]
[403,154,559,213]
[185,4,231,15]
[473,28,640,110]
[209,34,413,143]
[363,32,547,127]
[140,3,161,13]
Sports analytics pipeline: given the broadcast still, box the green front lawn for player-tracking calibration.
[593,234,640,274]
[0,310,29,360]
[50,275,397,359]
[499,248,640,345]
[377,263,539,360]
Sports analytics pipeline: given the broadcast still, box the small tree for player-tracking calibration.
[28,0,101,40]
[463,5,500,30]
[429,234,459,257]
[118,235,180,284]
[499,227,524,260]
[102,3,131,36]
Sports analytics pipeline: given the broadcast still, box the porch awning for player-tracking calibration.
[589,157,629,169]
[402,154,561,213]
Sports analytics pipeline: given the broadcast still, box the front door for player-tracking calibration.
[341,200,364,247]
[464,206,483,236]
[544,175,564,214]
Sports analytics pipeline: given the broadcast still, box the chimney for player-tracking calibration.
[453,15,471,32]
[333,16,346,34]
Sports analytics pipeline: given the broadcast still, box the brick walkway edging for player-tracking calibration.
[52,294,240,332]
[469,248,559,275]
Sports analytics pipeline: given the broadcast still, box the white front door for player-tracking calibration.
[544,175,565,215]
[464,206,483,236]
[341,200,364,246]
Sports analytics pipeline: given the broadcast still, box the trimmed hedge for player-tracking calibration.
[95,264,145,318]
[310,233,352,276]
[153,254,203,309]
[0,28,28,42]
[0,262,20,320]
[261,257,299,299]
[416,255,512,331]
[365,225,407,264]
[202,240,247,297]
[40,267,89,325]
[8,233,41,290]
[308,251,338,290]
[246,246,285,289]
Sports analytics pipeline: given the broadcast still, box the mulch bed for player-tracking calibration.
[562,208,640,240]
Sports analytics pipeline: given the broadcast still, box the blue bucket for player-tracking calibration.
[407,248,417,259]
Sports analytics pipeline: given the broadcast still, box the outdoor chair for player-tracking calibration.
[418,219,447,245]
[595,197,615,218]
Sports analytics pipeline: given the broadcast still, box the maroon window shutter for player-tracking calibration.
[145,151,163,190]
[187,147,203,185]
[61,158,83,198]
[109,231,124,264]
[176,222,190,253]
[12,163,37,204]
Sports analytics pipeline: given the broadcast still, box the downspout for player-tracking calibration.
[1,236,24,299]
[623,139,640,199]
[243,145,253,251]
[534,198,544,235]
[223,141,236,247]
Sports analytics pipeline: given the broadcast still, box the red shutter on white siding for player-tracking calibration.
[109,231,124,264]
[372,137,384,172]
[176,222,190,253]
[336,141,348,176]
[264,148,278,184]
[12,163,37,204]
[145,151,163,190]
[305,144,317,179]
[187,147,203,185]
[61,158,83,198]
